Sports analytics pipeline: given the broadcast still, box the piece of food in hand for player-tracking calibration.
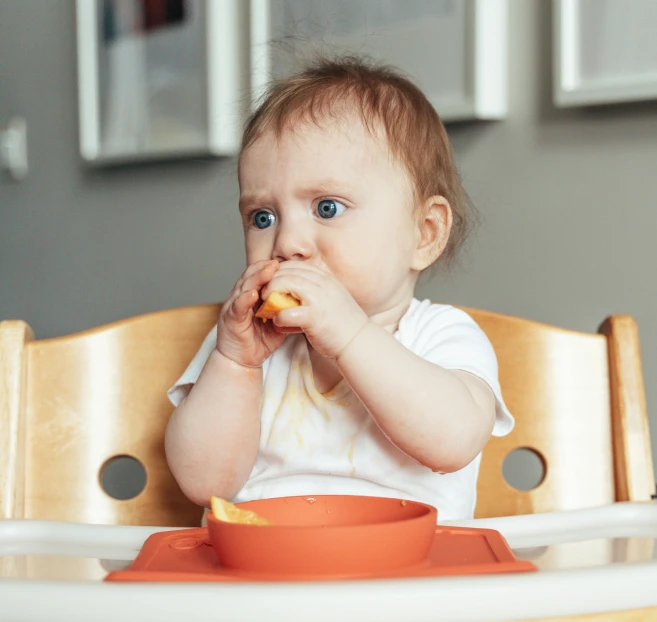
[210,495,272,526]
[255,291,301,322]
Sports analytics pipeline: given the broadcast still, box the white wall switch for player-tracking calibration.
[0,117,28,181]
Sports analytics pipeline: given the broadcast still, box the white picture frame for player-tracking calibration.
[553,0,657,107]
[75,0,246,164]
[249,0,508,122]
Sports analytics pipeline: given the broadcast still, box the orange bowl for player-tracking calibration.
[206,495,437,578]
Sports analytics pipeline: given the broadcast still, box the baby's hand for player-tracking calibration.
[260,262,369,359]
[217,260,288,367]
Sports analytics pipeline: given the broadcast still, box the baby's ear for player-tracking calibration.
[411,195,452,271]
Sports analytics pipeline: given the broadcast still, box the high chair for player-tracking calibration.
[0,303,654,526]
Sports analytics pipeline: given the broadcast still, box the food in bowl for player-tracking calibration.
[210,496,271,526]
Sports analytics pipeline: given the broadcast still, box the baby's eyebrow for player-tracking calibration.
[298,178,356,197]
[239,179,357,212]
[238,194,269,213]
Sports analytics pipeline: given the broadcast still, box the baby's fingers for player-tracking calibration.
[273,325,303,334]
[230,289,259,322]
[272,308,307,335]
[273,306,310,329]
[240,259,277,283]
[242,261,279,293]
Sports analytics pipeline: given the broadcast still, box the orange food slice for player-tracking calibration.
[255,291,301,322]
[210,496,272,526]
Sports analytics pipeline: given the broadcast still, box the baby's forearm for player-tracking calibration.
[164,349,262,506]
[337,322,495,472]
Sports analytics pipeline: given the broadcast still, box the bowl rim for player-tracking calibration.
[205,494,438,530]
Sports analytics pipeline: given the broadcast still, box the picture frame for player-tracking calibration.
[75,0,247,164]
[553,0,657,107]
[249,0,508,122]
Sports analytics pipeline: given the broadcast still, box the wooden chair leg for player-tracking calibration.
[599,316,655,502]
[0,320,33,519]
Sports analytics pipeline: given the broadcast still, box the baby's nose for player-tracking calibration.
[273,222,315,262]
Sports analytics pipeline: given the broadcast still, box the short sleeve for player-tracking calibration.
[167,325,218,407]
[396,300,514,437]
[166,325,272,407]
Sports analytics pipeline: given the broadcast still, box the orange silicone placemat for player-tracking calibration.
[104,526,536,583]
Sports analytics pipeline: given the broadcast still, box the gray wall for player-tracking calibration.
[2,1,656,484]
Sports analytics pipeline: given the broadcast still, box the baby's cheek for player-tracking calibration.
[245,235,272,264]
[347,263,388,308]
[320,240,391,308]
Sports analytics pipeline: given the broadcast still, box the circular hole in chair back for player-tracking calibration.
[502,447,546,491]
[100,455,147,500]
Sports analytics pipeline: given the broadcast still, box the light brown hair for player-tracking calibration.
[240,55,475,265]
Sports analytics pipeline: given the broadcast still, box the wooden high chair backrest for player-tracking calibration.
[1,304,653,525]
[0,303,221,526]
[464,308,655,518]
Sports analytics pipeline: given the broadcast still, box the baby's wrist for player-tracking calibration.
[335,318,372,363]
[212,347,264,372]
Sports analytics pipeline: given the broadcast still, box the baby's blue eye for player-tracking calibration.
[317,199,346,219]
[253,210,275,229]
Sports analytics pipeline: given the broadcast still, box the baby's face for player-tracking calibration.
[238,115,421,318]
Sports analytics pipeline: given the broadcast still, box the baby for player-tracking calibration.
[164,56,513,522]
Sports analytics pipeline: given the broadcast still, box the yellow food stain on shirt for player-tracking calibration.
[268,351,315,449]
[348,442,357,476]
[339,431,360,468]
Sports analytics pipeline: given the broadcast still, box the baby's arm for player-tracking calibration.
[337,322,496,473]
[164,351,262,506]
[261,262,496,474]
[165,260,285,506]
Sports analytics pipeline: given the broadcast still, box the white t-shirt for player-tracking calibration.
[168,299,514,521]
